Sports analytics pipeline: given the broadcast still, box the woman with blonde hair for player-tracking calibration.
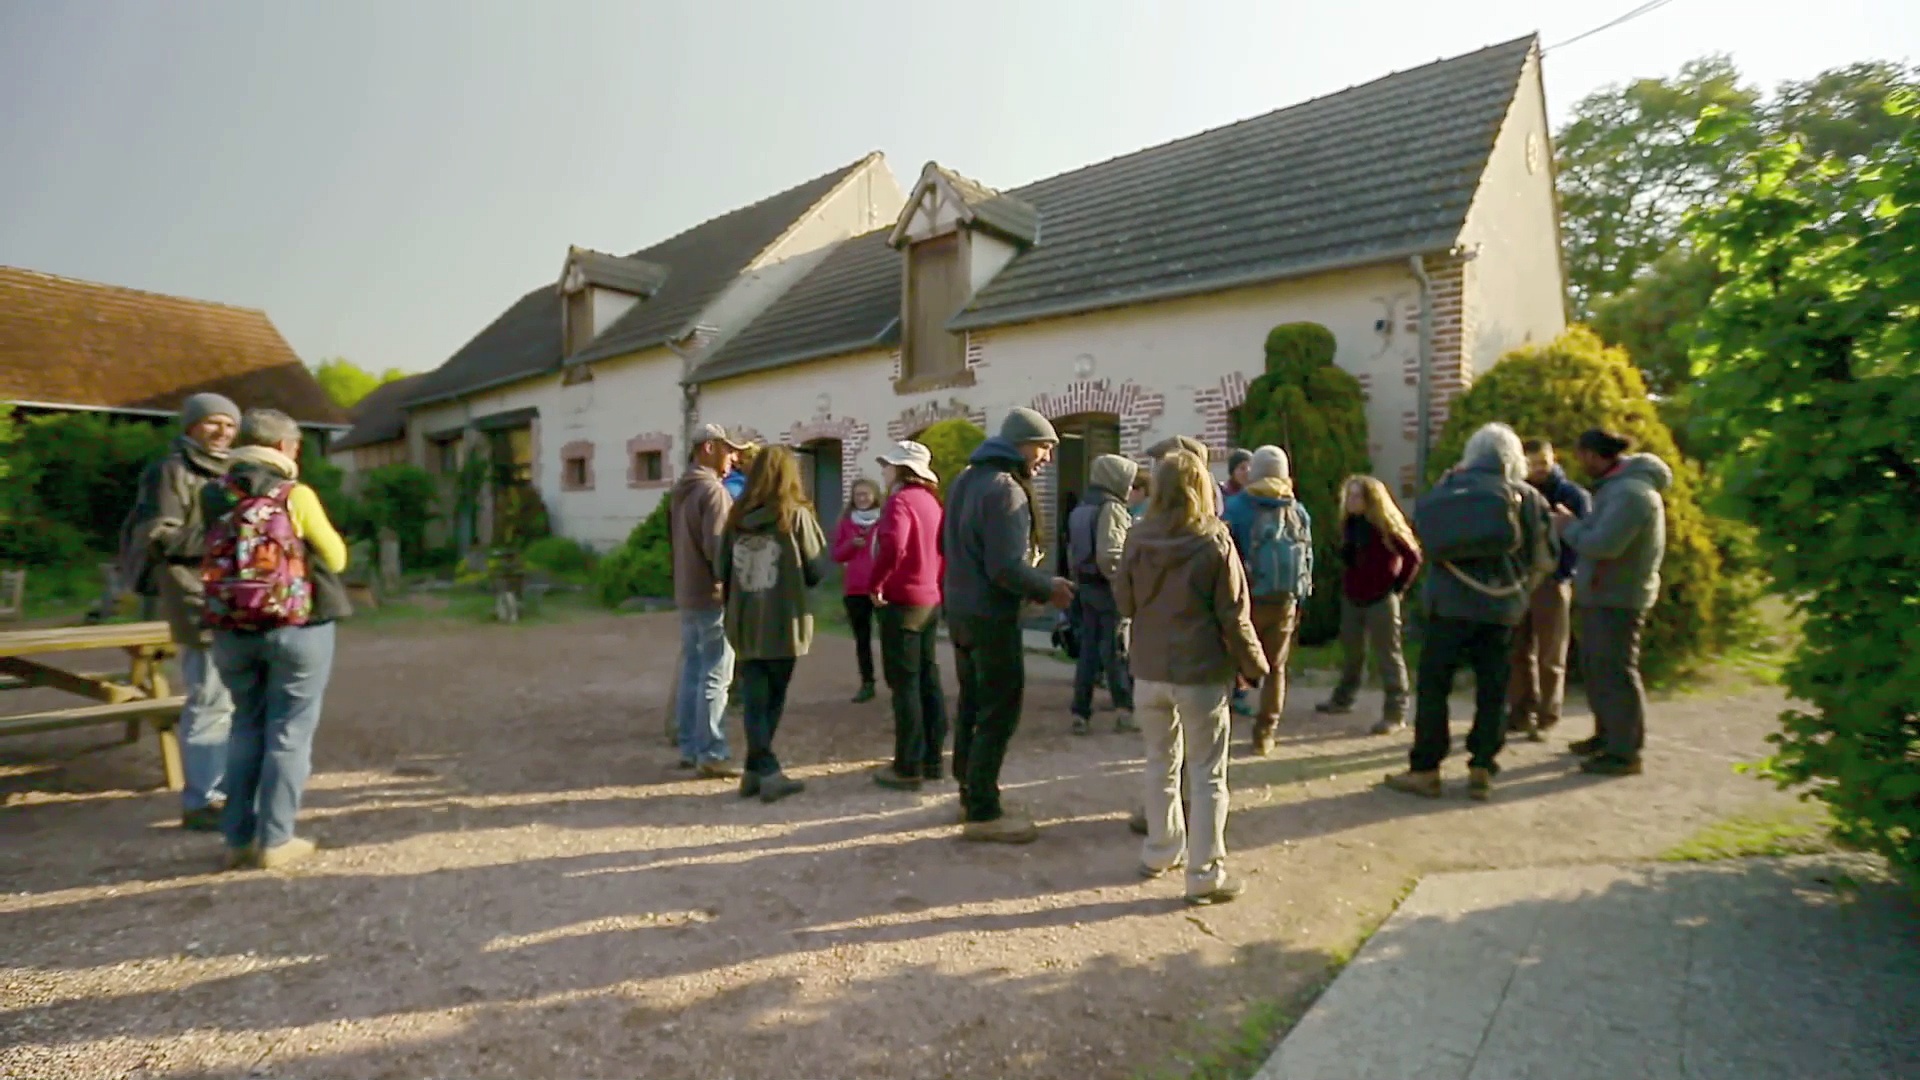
[1115,450,1268,906]
[1315,475,1423,734]
[716,446,826,803]
[832,476,885,703]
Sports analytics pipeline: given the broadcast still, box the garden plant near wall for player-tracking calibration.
[1231,322,1370,645]
[1428,327,1726,681]
[359,463,442,566]
[915,418,986,499]
[1688,101,1920,881]
[593,496,673,606]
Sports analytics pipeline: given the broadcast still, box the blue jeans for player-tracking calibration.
[676,608,733,763]
[177,645,234,812]
[213,622,336,851]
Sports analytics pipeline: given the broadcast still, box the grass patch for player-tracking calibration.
[1136,877,1420,1080]
[347,587,616,632]
[1659,805,1836,862]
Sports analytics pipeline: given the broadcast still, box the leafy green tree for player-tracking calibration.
[1769,61,1920,162]
[915,417,986,499]
[1233,322,1370,645]
[1428,327,1724,680]
[1557,56,1761,316]
[313,357,409,410]
[1687,100,1920,881]
[593,497,673,605]
[1589,247,1724,401]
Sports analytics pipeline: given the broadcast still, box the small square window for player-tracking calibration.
[634,450,663,482]
[564,457,589,489]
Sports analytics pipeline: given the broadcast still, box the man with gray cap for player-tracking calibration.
[125,391,240,830]
[672,422,747,777]
[943,407,1074,842]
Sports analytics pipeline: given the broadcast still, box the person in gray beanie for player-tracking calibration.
[1224,448,1254,498]
[123,391,241,831]
[943,407,1075,843]
[1222,446,1313,754]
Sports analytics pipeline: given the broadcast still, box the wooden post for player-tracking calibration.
[378,527,402,593]
[156,720,184,792]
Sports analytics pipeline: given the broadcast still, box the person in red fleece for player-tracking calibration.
[1315,475,1424,734]
[866,441,949,791]
[831,478,884,703]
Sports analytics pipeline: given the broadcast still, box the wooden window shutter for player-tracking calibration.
[906,234,966,379]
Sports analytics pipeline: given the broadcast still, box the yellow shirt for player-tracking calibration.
[287,483,347,573]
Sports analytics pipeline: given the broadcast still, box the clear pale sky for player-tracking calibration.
[2,0,1915,376]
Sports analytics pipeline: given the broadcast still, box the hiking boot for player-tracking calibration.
[738,772,761,799]
[1568,736,1605,757]
[1315,700,1353,715]
[1071,715,1092,736]
[1383,769,1443,798]
[1580,754,1644,777]
[923,762,945,782]
[257,837,316,871]
[1250,722,1277,757]
[1128,807,1149,835]
[1139,862,1174,880]
[676,758,696,770]
[852,682,876,704]
[221,844,255,872]
[697,760,743,780]
[872,765,924,792]
[758,773,806,803]
[1508,715,1539,739]
[181,805,224,833]
[1369,717,1407,736]
[962,813,1039,845]
[1468,767,1494,801]
[1113,710,1139,734]
[1186,877,1246,907]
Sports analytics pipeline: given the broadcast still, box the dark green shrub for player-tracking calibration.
[1233,322,1371,645]
[1429,326,1723,680]
[593,496,674,605]
[525,535,597,578]
[8,413,171,554]
[0,518,93,567]
[360,463,441,565]
[491,484,551,550]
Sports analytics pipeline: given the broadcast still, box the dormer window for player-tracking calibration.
[888,163,1038,393]
[557,247,670,360]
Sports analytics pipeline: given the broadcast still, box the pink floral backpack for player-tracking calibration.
[201,477,313,631]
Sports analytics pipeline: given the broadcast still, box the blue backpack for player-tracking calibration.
[1247,501,1313,601]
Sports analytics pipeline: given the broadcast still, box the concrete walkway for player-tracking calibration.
[1258,855,1919,1080]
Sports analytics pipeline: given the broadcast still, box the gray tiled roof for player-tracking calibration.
[404,154,878,408]
[687,36,1534,382]
[689,229,900,385]
[951,35,1535,330]
[331,372,428,450]
[935,167,1039,245]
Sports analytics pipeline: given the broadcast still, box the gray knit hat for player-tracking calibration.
[998,407,1058,445]
[1250,445,1291,482]
[1227,447,1254,473]
[180,392,240,429]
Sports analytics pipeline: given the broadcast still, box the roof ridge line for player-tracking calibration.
[618,150,885,263]
[0,265,270,317]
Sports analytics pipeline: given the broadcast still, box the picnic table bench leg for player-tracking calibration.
[156,716,184,792]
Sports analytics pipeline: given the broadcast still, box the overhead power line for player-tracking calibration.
[1544,0,1680,55]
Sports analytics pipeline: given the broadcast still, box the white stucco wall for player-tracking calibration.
[590,287,639,339]
[1457,48,1568,374]
[541,346,687,548]
[692,263,1430,513]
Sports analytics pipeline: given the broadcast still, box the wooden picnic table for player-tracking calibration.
[0,621,188,790]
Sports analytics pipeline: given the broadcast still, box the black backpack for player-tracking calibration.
[1414,469,1524,565]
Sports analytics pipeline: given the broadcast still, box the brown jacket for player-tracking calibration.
[1115,514,1268,687]
[671,465,731,610]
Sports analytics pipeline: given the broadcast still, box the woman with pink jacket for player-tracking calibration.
[866,442,948,791]
[831,478,884,703]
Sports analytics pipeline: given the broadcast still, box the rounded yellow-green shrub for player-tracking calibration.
[916,417,987,500]
[1429,326,1722,679]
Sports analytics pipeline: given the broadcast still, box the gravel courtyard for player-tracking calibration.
[1,611,1806,1079]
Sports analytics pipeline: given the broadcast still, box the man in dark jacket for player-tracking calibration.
[1067,454,1138,735]
[1507,440,1593,740]
[671,423,746,777]
[943,407,1074,843]
[125,392,239,831]
[1556,429,1671,777]
[1385,423,1558,802]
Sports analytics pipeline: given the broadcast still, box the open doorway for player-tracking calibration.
[797,438,845,532]
[1049,413,1120,571]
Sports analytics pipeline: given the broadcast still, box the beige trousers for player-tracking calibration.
[1136,679,1232,892]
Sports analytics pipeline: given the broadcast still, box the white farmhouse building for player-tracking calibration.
[335,34,1565,552]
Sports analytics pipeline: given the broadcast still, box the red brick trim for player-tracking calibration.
[782,410,872,502]
[1028,378,1166,459]
[626,433,674,489]
[888,398,989,443]
[559,439,594,492]
[1194,371,1251,461]
[1402,252,1472,448]
[890,332,990,394]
